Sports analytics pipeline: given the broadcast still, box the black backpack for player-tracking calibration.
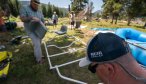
[5,22,17,31]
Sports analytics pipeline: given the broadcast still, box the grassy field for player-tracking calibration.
[0,18,146,84]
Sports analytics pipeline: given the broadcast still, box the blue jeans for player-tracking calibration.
[28,33,43,62]
[0,25,7,32]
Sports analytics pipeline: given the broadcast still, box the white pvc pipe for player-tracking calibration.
[44,42,53,69]
[51,58,83,69]
[49,48,85,58]
[55,66,87,84]
[73,36,87,46]
[47,40,78,49]
[45,36,87,83]
[48,35,58,42]
[48,34,75,42]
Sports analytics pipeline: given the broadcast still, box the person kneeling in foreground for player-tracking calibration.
[79,33,146,84]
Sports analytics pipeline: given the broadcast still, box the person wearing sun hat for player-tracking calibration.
[19,0,46,64]
[52,11,58,28]
[79,33,146,84]
[69,11,75,30]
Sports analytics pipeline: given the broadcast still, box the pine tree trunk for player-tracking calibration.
[143,22,146,29]
[115,16,118,24]
[127,17,131,26]
[111,15,114,24]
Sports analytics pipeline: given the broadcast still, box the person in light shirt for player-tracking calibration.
[20,0,45,64]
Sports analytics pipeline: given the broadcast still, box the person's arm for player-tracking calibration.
[20,7,41,23]
[20,16,32,22]
[19,6,32,22]
[40,10,45,23]
[41,17,45,23]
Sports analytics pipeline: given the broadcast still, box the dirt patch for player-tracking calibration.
[0,32,13,45]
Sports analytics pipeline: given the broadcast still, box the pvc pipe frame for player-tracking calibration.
[48,34,75,42]
[55,65,87,84]
[47,40,78,49]
[44,35,87,84]
[44,41,86,68]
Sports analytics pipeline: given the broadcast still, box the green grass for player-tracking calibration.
[0,18,146,84]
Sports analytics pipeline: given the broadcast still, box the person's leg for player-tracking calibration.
[0,25,7,32]
[71,21,73,30]
[29,33,43,63]
[53,20,56,29]
[73,21,75,29]
[0,25,2,32]
[144,23,146,29]
[55,21,57,28]
[54,20,57,29]
[3,25,7,32]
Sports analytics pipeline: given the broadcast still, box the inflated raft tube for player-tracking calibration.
[115,28,146,42]
[115,28,146,66]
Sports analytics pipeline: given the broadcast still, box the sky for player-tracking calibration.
[20,0,103,12]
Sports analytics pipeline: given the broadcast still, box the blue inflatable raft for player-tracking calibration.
[91,28,118,31]
[116,28,146,66]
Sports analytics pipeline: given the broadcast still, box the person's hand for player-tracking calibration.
[32,17,40,22]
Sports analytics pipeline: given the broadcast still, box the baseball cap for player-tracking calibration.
[31,0,40,4]
[79,33,130,67]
